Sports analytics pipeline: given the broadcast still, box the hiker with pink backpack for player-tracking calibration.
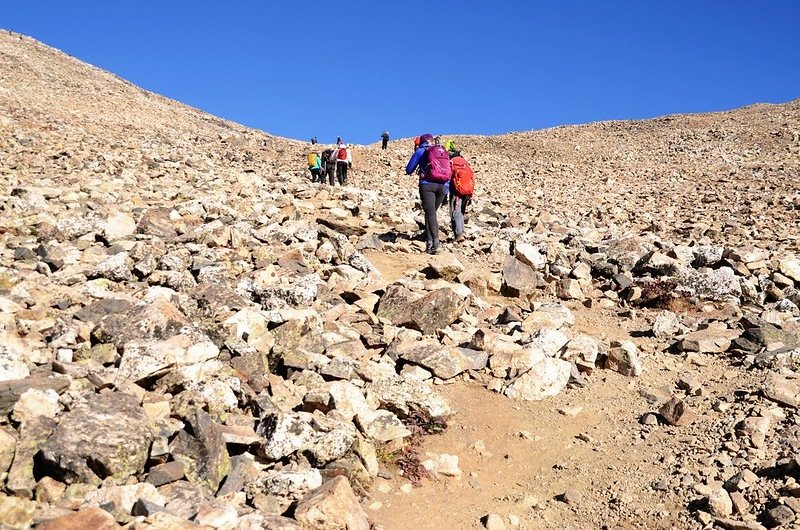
[405,133,452,254]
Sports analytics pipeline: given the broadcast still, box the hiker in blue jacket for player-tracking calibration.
[406,133,450,254]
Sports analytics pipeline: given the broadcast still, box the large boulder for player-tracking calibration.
[389,288,465,335]
[365,377,451,419]
[40,393,153,485]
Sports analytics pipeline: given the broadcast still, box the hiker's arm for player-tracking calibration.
[405,149,423,175]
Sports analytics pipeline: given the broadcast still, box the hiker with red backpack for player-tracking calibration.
[447,146,474,243]
[334,143,352,185]
[405,133,452,254]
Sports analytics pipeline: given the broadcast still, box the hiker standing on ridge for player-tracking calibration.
[336,136,342,145]
[406,133,452,254]
[311,136,317,145]
[381,131,389,150]
[335,143,352,186]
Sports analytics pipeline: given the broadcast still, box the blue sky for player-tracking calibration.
[4,1,799,144]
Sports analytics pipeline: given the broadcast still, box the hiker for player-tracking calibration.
[307,151,322,183]
[311,136,317,145]
[448,147,474,243]
[336,136,342,145]
[413,136,421,152]
[381,131,389,150]
[445,139,457,154]
[321,147,335,185]
[406,133,452,254]
[335,143,352,185]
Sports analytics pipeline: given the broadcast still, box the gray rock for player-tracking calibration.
[257,411,316,461]
[40,393,152,485]
[365,377,451,418]
[169,411,230,494]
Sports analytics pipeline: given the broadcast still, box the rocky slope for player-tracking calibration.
[1,29,800,530]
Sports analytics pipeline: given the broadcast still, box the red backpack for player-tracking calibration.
[424,145,452,182]
[336,147,348,161]
[450,156,475,196]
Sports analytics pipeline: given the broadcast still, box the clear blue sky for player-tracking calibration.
[5,1,799,144]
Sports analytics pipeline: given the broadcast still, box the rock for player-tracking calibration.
[766,505,795,527]
[779,255,800,283]
[713,519,766,530]
[680,322,740,353]
[503,358,572,401]
[400,343,471,379]
[652,311,680,338]
[146,461,185,487]
[521,303,575,332]
[0,428,15,476]
[6,417,56,496]
[557,278,584,300]
[356,409,411,442]
[707,486,733,517]
[677,267,742,302]
[35,507,121,530]
[428,254,464,281]
[294,476,370,530]
[501,257,540,297]
[658,396,698,426]
[514,242,546,270]
[605,340,642,376]
[483,513,507,530]
[102,211,136,241]
[0,375,69,415]
[11,388,60,423]
[422,453,461,477]
[0,494,36,530]
[635,251,684,276]
[90,252,133,282]
[365,377,451,419]
[258,411,316,460]
[137,207,177,238]
[248,467,323,501]
[83,483,165,519]
[169,411,230,494]
[561,489,583,505]
[40,392,153,485]
[762,374,800,408]
[392,288,465,335]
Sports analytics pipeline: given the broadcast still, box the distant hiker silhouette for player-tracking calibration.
[381,131,389,150]
[406,133,451,254]
[311,136,317,145]
[336,136,342,145]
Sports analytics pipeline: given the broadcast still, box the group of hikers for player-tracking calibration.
[306,139,352,186]
[305,132,475,254]
[406,134,474,254]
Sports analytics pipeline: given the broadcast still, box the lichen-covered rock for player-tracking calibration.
[40,393,153,485]
[169,411,230,494]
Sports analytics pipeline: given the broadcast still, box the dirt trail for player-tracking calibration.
[362,247,753,530]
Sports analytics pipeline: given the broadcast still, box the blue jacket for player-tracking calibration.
[406,141,449,186]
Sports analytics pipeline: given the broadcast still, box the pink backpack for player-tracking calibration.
[425,145,452,182]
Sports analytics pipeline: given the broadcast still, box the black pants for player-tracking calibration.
[382,139,388,149]
[309,168,321,182]
[419,182,446,251]
[325,164,335,184]
[336,161,348,185]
